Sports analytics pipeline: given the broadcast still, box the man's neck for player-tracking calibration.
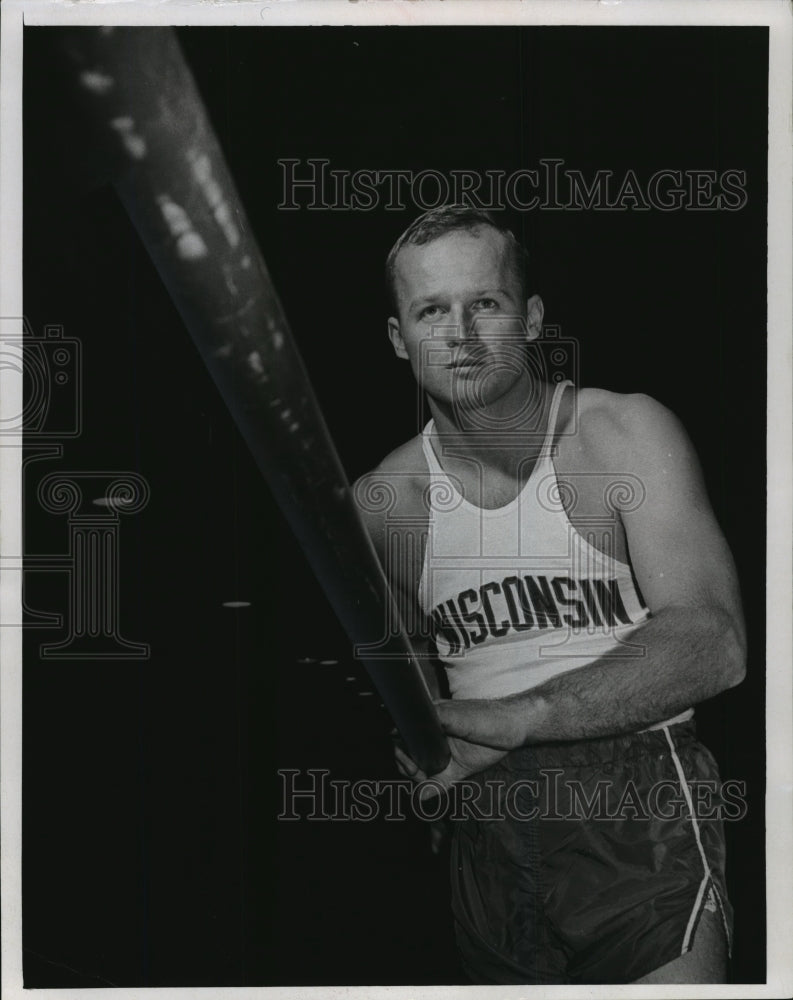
[427,374,555,473]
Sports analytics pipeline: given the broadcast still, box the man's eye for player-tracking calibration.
[473,298,498,310]
[419,305,443,320]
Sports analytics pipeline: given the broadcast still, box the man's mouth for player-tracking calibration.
[446,355,483,371]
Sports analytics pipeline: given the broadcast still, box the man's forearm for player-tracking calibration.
[512,605,745,743]
[434,605,746,749]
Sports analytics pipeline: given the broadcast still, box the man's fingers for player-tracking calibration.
[393,744,421,779]
[434,698,525,749]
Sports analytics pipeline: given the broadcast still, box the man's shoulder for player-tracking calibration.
[573,388,684,464]
[576,386,672,428]
[356,433,428,486]
[371,434,427,476]
[352,435,430,536]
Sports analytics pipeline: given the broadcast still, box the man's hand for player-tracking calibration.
[393,728,508,799]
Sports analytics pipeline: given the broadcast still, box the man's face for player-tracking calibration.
[388,226,542,412]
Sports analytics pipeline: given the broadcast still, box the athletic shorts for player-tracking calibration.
[449,720,733,984]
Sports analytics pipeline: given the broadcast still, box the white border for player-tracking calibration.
[765,1,793,989]
[0,3,25,1000]
[1,2,791,999]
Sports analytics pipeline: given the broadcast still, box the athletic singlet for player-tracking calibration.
[418,380,693,728]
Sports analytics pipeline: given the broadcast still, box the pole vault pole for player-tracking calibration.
[57,27,450,777]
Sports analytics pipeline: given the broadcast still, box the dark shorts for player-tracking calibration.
[449,720,733,985]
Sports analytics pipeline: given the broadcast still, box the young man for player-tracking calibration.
[354,206,745,985]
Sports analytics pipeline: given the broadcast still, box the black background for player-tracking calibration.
[23,26,766,986]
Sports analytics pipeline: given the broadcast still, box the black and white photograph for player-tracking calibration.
[1,1,791,996]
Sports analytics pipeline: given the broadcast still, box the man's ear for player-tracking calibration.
[526,294,544,341]
[388,316,409,360]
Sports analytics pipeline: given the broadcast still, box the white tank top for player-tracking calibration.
[418,380,692,728]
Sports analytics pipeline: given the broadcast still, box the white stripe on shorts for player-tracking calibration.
[662,725,730,955]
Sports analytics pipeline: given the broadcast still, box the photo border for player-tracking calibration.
[2,2,790,998]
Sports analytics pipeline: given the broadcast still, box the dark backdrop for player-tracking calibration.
[22,25,766,986]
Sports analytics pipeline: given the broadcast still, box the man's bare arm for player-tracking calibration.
[435,395,746,749]
[435,605,742,747]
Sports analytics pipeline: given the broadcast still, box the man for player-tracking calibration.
[354,205,745,984]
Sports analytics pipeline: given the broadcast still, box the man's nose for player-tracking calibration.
[445,305,474,342]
